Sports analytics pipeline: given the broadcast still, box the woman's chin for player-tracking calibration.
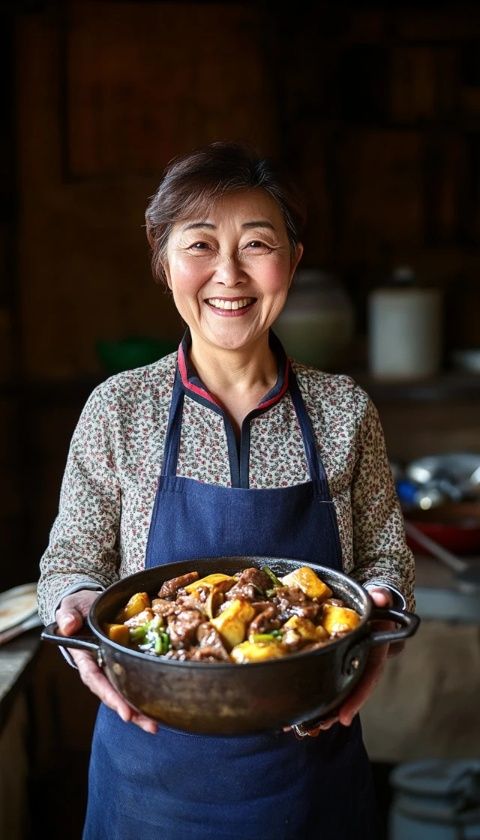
[194,323,268,354]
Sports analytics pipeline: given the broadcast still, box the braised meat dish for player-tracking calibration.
[104,566,361,663]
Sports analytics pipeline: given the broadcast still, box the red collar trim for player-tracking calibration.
[177,342,223,408]
[177,335,290,412]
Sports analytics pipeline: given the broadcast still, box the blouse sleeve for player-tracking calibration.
[350,385,416,612]
[37,384,121,624]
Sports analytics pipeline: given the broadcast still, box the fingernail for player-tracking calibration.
[118,707,130,723]
[141,722,157,734]
[59,613,76,630]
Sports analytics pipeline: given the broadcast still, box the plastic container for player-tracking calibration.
[368,266,442,380]
[390,759,480,840]
[96,337,177,373]
[274,269,355,369]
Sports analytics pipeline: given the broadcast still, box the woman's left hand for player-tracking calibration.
[293,587,394,737]
[336,586,393,727]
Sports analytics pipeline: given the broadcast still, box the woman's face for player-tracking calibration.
[163,189,303,354]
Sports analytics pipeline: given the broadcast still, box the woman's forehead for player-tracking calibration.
[176,188,284,227]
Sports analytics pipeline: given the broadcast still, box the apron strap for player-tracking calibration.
[162,364,333,502]
[288,369,332,500]
[161,370,184,478]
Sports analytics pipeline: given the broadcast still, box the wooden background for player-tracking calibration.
[1,6,480,838]
[0,0,480,588]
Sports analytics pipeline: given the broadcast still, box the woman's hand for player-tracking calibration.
[56,590,158,734]
[336,586,393,727]
[291,587,395,737]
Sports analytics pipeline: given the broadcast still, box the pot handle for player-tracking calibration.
[294,609,421,737]
[41,621,101,655]
[367,607,420,647]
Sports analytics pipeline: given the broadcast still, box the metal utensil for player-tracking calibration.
[406,454,480,501]
[405,520,480,593]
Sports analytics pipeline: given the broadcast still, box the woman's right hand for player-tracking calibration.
[56,589,158,734]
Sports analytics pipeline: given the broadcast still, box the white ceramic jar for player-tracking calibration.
[274,269,355,369]
[368,266,442,380]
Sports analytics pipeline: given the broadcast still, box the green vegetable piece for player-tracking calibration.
[152,630,171,655]
[251,633,281,643]
[129,624,149,643]
[160,631,171,654]
[262,566,283,589]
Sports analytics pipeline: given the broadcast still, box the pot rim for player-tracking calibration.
[88,555,373,670]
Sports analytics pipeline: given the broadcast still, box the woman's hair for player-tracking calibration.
[145,141,306,284]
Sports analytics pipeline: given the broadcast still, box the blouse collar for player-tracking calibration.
[177,329,290,412]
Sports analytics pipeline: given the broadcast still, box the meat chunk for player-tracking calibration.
[158,572,199,599]
[225,567,271,602]
[248,605,281,635]
[193,622,231,661]
[272,586,320,622]
[151,598,178,619]
[167,609,204,649]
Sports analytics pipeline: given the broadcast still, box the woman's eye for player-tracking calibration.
[244,240,272,251]
[188,241,211,251]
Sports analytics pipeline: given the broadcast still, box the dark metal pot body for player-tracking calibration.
[42,556,419,735]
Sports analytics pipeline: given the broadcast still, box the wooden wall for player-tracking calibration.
[9,0,480,382]
[1,0,480,587]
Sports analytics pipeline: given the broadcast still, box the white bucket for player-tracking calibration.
[389,760,480,840]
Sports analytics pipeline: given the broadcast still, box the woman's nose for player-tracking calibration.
[214,254,246,286]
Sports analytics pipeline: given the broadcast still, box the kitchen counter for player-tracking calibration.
[0,629,41,733]
[0,629,41,839]
[414,553,480,622]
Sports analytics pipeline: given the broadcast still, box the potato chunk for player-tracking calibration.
[104,623,130,646]
[281,567,332,601]
[184,573,234,594]
[124,608,154,628]
[231,640,286,663]
[282,616,328,644]
[210,599,255,648]
[321,604,360,635]
[116,591,151,622]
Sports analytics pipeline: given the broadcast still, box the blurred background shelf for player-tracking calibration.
[350,370,480,402]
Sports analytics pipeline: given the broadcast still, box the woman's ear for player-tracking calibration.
[289,243,303,287]
[162,262,172,290]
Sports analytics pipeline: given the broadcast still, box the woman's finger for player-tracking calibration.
[70,648,158,734]
[300,716,339,736]
[56,590,100,634]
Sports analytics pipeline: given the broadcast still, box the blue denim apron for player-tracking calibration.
[84,365,378,840]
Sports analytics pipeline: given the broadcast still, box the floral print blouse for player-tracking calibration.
[37,334,415,622]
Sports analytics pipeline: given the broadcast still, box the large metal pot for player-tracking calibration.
[41,556,419,736]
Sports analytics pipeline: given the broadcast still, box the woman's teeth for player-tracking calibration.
[207,298,253,311]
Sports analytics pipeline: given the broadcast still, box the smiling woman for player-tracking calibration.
[160,190,302,427]
[164,190,301,349]
[144,144,304,430]
[37,140,415,840]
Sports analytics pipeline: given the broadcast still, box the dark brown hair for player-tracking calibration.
[145,141,306,284]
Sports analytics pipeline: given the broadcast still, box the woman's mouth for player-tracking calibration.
[205,297,256,314]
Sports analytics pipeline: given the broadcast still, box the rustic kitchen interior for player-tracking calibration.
[1,1,480,837]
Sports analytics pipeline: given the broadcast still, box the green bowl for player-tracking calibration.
[96,337,177,374]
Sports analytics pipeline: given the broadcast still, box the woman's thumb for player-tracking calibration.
[57,608,83,635]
